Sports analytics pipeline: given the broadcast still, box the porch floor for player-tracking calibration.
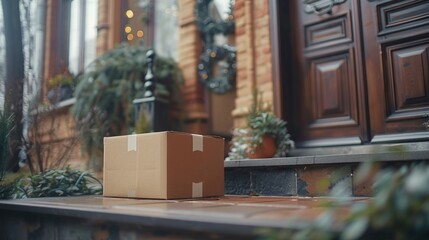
[0,195,368,239]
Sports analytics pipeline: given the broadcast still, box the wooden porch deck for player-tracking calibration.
[0,195,367,239]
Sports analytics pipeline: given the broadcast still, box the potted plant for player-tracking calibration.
[227,91,293,160]
[47,70,75,103]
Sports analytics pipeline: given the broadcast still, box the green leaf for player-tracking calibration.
[354,161,375,185]
[55,190,64,195]
[341,217,368,240]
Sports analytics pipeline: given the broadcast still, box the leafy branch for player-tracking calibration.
[71,43,183,170]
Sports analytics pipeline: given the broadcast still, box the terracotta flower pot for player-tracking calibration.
[248,135,277,159]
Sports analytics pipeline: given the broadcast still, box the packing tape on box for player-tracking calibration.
[191,134,203,152]
[192,182,203,198]
[127,134,138,197]
[128,189,137,198]
[128,134,137,152]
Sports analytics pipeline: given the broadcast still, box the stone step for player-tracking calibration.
[225,142,429,197]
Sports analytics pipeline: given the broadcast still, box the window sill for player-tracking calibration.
[30,98,76,115]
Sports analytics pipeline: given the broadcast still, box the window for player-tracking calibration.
[154,0,178,60]
[68,0,98,74]
[123,0,178,60]
[0,3,4,109]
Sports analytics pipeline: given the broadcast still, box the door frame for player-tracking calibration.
[269,0,301,144]
[269,0,298,138]
[269,0,283,118]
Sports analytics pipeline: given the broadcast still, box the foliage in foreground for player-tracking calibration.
[424,113,429,130]
[0,167,102,200]
[260,162,429,240]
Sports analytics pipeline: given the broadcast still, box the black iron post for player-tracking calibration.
[143,50,155,97]
[133,50,169,132]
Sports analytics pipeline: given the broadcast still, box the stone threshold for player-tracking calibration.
[225,142,429,168]
[224,142,429,196]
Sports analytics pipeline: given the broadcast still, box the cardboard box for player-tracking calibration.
[103,131,225,199]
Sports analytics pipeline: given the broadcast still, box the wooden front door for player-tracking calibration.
[287,0,429,147]
[361,0,429,143]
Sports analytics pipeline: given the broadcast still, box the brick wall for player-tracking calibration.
[177,0,274,131]
[96,0,122,55]
[96,0,109,56]
[177,0,208,134]
[43,0,61,98]
[232,0,274,128]
[41,0,275,170]
[27,105,84,171]
[37,0,120,171]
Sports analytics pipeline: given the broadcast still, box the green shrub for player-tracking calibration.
[72,43,183,170]
[3,167,103,199]
[0,181,16,200]
[0,110,14,181]
[341,163,429,240]
[0,170,30,199]
[259,163,429,240]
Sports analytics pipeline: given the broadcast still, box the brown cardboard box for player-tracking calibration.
[103,131,225,199]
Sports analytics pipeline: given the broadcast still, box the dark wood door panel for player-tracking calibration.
[305,13,353,51]
[307,50,359,129]
[291,0,367,147]
[277,0,429,147]
[385,38,429,120]
[362,0,429,143]
[378,0,429,36]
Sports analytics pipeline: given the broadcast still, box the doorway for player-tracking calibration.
[275,0,429,147]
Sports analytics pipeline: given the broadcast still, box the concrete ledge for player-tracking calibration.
[225,142,429,168]
[224,142,429,197]
[0,196,351,239]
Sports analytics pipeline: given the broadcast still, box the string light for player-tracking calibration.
[125,26,132,33]
[127,34,134,41]
[126,10,134,18]
[137,30,144,38]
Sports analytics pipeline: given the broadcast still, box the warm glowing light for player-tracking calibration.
[136,30,144,38]
[210,51,216,58]
[126,10,134,18]
[125,26,132,33]
[127,34,134,41]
